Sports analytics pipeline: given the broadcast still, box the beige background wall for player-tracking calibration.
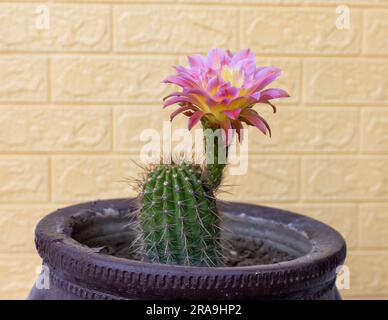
[0,0,387,299]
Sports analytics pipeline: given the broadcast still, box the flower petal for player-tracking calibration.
[163,91,187,101]
[162,49,288,141]
[162,75,196,88]
[206,76,223,94]
[256,114,272,137]
[188,54,206,69]
[220,119,233,145]
[232,120,244,143]
[214,84,239,101]
[170,105,198,121]
[222,108,242,120]
[206,48,227,69]
[248,67,280,94]
[185,89,217,109]
[231,48,254,66]
[240,109,271,136]
[259,88,290,101]
[163,96,193,108]
[228,96,258,109]
[188,111,205,130]
[266,101,277,114]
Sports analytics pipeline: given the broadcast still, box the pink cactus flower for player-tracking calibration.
[163,48,290,144]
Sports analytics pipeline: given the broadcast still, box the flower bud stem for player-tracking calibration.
[202,120,228,190]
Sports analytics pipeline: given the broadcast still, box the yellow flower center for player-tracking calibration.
[220,66,243,87]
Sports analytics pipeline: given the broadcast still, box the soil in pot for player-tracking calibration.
[70,206,299,268]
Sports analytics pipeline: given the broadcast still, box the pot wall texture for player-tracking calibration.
[0,0,387,300]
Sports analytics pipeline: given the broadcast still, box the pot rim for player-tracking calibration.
[34,198,346,299]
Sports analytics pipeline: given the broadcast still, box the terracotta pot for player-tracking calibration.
[28,198,346,300]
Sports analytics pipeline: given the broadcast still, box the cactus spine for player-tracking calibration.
[139,163,221,266]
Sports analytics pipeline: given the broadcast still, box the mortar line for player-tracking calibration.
[299,58,304,106]
[356,202,361,250]
[110,106,115,154]
[109,3,114,53]
[24,0,388,9]
[299,154,305,205]
[236,7,241,49]
[45,55,49,102]
[2,151,388,157]
[0,201,376,208]
[358,107,362,155]
[360,7,366,57]
[296,156,302,205]
[0,51,376,58]
[47,155,52,203]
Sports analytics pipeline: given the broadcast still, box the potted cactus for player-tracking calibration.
[29,49,346,300]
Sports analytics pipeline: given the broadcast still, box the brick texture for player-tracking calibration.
[0,56,47,102]
[361,109,388,153]
[0,254,41,299]
[0,1,386,300]
[0,206,56,253]
[51,56,177,103]
[346,251,388,298]
[51,156,140,202]
[359,205,388,249]
[304,59,388,105]
[0,106,111,152]
[302,157,388,201]
[364,10,388,56]
[249,108,359,153]
[0,158,48,202]
[114,6,237,53]
[0,5,110,52]
[241,8,361,55]
[224,156,299,202]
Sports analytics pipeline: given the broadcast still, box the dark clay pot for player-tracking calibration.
[28,198,346,300]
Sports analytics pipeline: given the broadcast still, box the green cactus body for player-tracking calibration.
[201,118,229,190]
[203,130,227,190]
[140,164,221,267]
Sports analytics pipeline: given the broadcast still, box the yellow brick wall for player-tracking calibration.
[0,0,387,299]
